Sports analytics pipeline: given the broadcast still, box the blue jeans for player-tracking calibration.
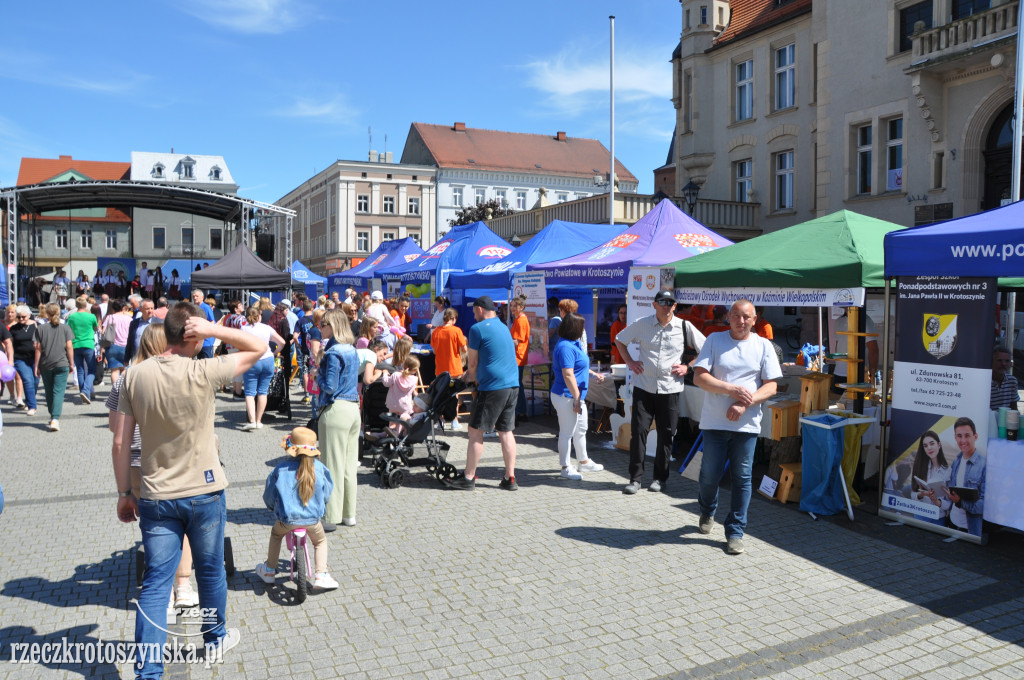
[73,348,96,399]
[697,429,757,539]
[136,490,227,679]
[243,356,275,396]
[12,359,37,410]
[106,344,126,369]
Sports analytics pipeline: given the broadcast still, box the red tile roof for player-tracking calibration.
[712,0,811,49]
[17,155,132,223]
[403,123,638,184]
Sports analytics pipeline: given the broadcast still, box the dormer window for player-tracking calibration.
[209,165,222,181]
[180,157,195,180]
[151,163,165,179]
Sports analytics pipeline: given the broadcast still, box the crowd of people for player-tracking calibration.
[22,261,215,310]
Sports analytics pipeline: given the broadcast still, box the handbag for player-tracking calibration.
[100,322,117,349]
[681,320,699,386]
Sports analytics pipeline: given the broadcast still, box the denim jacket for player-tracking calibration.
[263,458,334,526]
[316,340,360,406]
[941,452,986,517]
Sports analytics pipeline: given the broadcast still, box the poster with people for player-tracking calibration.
[882,276,996,542]
[511,271,548,365]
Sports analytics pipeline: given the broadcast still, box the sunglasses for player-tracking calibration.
[656,299,675,307]
[16,315,28,319]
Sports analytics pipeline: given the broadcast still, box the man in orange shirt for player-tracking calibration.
[430,307,468,431]
[702,306,731,335]
[609,304,627,364]
[510,295,531,423]
[753,306,774,340]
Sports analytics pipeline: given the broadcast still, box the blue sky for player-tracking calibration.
[1,1,680,203]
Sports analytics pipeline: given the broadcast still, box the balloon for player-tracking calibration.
[0,353,8,365]
[0,365,15,382]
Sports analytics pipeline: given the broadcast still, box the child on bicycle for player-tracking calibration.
[256,427,339,591]
[381,356,420,434]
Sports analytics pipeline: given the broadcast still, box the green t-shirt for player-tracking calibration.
[66,311,98,349]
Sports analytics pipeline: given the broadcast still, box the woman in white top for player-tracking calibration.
[364,291,400,349]
[425,296,447,337]
[240,305,286,431]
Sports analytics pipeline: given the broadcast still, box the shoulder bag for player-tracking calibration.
[100,321,117,349]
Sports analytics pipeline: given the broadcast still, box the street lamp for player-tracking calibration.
[682,180,701,215]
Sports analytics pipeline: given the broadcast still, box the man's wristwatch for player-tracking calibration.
[118,489,132,498]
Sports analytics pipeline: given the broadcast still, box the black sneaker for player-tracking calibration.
[322,521,337,533]
[499,476,518,491]
[445,474,476,490]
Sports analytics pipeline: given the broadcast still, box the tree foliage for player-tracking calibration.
[448,199,516,227]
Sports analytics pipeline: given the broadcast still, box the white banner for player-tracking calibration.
[673,287,865,307]
[628,267,674,324]
[512,271,549,365]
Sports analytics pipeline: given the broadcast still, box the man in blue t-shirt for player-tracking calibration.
[446,296,520,491]
[191,288,217,359]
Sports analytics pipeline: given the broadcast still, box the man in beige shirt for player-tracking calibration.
[113,302,264,676]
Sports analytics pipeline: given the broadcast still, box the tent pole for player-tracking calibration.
[609,15,616,227]
[1007,292,1017,357]
[877,278,892,517]
[817,307,823,372]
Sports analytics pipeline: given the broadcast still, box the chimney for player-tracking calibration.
[555,131,566,141]
[369,150,378,162]
[59,155,71,160]
[384,151,393,163]
[453,122,466,132]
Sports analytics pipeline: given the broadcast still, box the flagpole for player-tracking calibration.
[609,15,616,227]
[1009,3,1023,354]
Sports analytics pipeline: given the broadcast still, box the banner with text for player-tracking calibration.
[512,271,549,365]
[882,276,995,542]
[673,286,864,308]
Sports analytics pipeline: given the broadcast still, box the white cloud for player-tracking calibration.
[524,47,673,141]
[0,49,147,94]
[272,95,357,126]
[176,0,307,35]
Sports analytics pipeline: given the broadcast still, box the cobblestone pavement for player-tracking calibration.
[1,382,1023,679]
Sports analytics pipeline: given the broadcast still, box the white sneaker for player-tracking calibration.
[560,467,583,480]
[174,583,199,609]
[341,517,356,527]
[241,422,258,432]
[256,422,264,429]
[26,409,36,416]
[579,460,604,472]
[254,562,276,584]
[207,628,240,655]
[80,393,91,405]
[49,419,59,432]
[450,420,462,432]
[313,572,339,590]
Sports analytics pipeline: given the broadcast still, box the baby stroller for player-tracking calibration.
[358,376,391,461]
[366,371,466,489]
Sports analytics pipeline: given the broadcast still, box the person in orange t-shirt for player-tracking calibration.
[510,295,531,421]
[430,307,468,430]
[752,306,773,340]
[390,295,411,332]
[701,306,731,335]
[609,304,628,364]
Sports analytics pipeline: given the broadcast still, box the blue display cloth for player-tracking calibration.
[447,220,625,290]
[527,199,731,287]
[799,414,850,516]
[376,222,512,290]
[884,198,1024,277]
[328,237,423,291]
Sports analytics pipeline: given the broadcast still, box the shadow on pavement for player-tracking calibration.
[2,549,132,612]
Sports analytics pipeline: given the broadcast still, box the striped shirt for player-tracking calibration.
[990,373,1019,410]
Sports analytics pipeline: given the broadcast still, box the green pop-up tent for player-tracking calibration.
[672,210,906,302]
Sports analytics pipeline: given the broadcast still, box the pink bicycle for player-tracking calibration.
[285,527,313,603]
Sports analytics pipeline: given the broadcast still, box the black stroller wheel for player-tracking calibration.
[387,468,405,489]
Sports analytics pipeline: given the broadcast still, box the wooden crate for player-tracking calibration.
[777,463,802,503]
[799,372,832,414]
[766,399,801,440]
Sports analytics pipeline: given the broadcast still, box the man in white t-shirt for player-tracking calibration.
[693,299,782,555]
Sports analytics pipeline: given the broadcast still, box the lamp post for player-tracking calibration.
[682,180,701,215]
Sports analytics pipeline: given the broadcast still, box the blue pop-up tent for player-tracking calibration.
[289,260,326,300]
[327,237,423,294]
[447,220,626,295]
[528,199,732,287]
[377,221,513,290]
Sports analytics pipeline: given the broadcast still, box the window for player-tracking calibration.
[515,191,527,210]
[210,228,223,250]
[683,70,693,132]
[357,194,369,213]
[153,227,166,250]
[857,124,873,195]
[495,189,507,208]
[56,228,68,250]
[475,188,486,204]
[887,117,903,191]
[105,229,117,250]
[734,160,752,202]
[151,163,164,179]
[774,44,795,110]
[775,150,794,211]
[182,227,194,251]
[557,193,568,203]
[410,233,421,246]
[452,187,463,207]
[899,1,932,53]
[356,231,370,252]
[32,230,43,249]
[80,229,92,249]
[952,0,989,19]
[382,232,395,241]
[700,5,707,25]
[408,197,420,215]
[685,8,690,29]
[735,59,753,122]
[383,196,396,214]
[181,161,194,179]
[209,166,222,180]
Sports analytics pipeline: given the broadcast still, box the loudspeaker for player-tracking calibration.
[256,234,275,261]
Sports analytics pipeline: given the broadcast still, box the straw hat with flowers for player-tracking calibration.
[281,427,321,457]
